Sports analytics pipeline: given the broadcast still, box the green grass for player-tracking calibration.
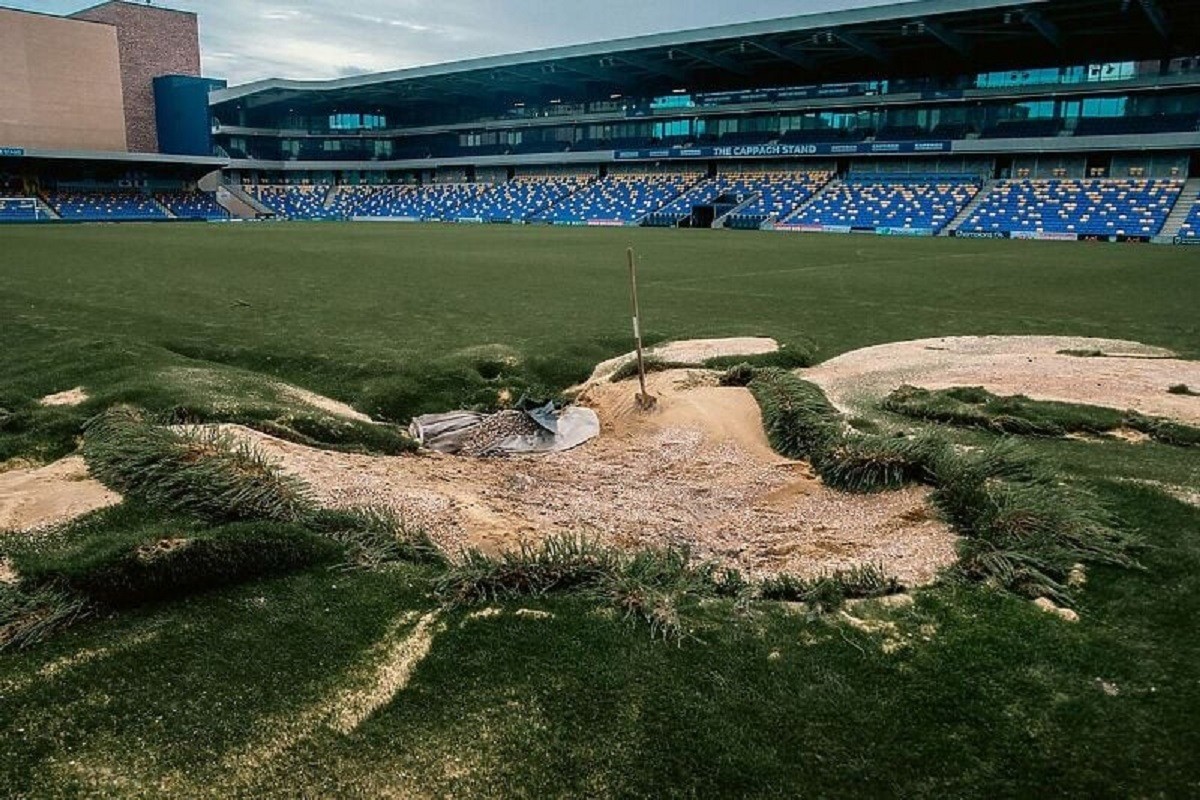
[884,385,1200,447]
[1,224,1199,797]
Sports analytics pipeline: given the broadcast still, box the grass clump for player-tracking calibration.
[703,339,818,371]
[759,564,904,611]
[308,507,446,571]
[746,369,842,460]
[814,434,946,493]
[0,582,90,652]
[82,406,316,524]
[927,441,1136,602]
[436,535,747,641]
[718,362,758,387]
[16,520,339,608]
[883,385,1199,448]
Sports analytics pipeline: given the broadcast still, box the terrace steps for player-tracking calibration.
[1157,177,1200,241]
[941,178,1000,236]
[778,178,841,225]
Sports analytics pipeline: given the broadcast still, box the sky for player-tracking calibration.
[7,0,892,86]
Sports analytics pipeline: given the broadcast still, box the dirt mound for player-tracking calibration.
[582,337,780,387]
[227,369,957,585]
[802,336,1200,423]
[0,457,121,534]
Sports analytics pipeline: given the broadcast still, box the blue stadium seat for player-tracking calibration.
[534,173,700,225]
[1175,192,1200,242]
[248,185,337,220]
[785,177,979,233]
[330,177,590,222]
[45,191,169,221]
[960,179,1183,238]
[156,191,229,220]
[0,197,43,222]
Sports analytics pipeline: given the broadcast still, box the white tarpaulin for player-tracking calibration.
[409,405,600,456]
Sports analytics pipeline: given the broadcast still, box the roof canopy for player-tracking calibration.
[210,0,1200,114]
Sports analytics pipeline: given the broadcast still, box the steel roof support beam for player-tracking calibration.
[918,20,973,58]
[746,39,816,72]
[614,53,689,83]
[830,29,892,66]
[1137,0,1171,41]
[671,45,751,77]
[557,60,637,89]
[1019,10,1062,49]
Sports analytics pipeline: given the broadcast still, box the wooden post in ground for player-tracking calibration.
[627,247,656,410]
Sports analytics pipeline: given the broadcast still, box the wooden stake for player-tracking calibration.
[627,247,656,410]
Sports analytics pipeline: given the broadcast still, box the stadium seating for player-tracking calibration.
[156,191,229,220]
[644,171,832,228]
[723,172,833,228]
[959,179,1183,238]
[0,197,42,222]
[330,177,591,222]
[44,191,169,221]
[463,177,590,221]
[535,173,700,224]
[784,177,979,233]
[1178,197,1200,241]
[248,185,337,220]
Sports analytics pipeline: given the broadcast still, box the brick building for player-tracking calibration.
[70,1,201,153]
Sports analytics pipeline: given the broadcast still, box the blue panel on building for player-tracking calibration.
[154,75,226,157]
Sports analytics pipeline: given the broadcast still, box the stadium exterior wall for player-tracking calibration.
[0,9,127,153]
[71,1,202,154]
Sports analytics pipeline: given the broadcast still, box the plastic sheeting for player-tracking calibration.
[409,405,600,456]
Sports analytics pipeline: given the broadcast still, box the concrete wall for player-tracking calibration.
[71,2,201,154]
[0,9,127,152]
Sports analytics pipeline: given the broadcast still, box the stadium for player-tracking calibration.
[2,1,1200,797]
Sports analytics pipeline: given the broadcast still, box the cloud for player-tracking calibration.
[4,0,892,85]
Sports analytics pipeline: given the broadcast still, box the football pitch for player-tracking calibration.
[2,223,1199,798]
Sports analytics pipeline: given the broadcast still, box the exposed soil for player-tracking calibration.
[801,336,1200,423]
[39,387,89,407]
[225,369,959,585]
[581,337,780,388]
[0,457,120,534]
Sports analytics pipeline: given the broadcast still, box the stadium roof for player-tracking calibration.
[210,0,1200,111]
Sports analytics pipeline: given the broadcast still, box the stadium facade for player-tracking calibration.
[2,0,1200,241]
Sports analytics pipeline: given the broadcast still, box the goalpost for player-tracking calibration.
[0,197,41,220]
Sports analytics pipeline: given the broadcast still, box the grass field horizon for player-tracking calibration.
[3,224,1199,797]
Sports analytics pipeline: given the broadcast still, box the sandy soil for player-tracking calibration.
[0,457,120,534]
[582,337,780,387]
[801,336,1200,423]
[39,387,89,407]
[226,370,958,585]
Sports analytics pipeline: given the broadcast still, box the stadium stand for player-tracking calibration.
[783,176,980,234]
[959,179,1184,238]
[248,185,337,220]
[724,172,833,229]
[328,177,591,222]
[644,171,834,229]
[535,172,701,225]
[1170,192,1200,241]
[156,191,229,220]
[44,191,169,221]
[0,197,42,222]
[471,176,591,221]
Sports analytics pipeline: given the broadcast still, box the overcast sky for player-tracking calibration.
[10,0,891,86]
